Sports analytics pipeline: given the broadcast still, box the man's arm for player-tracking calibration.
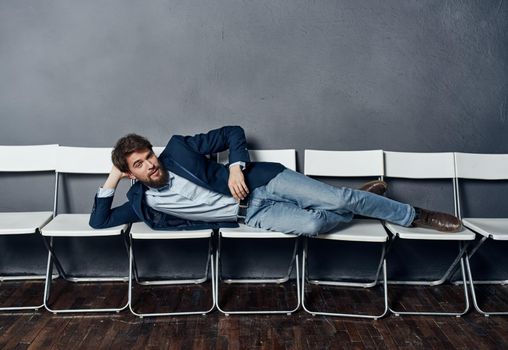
[89,166,140,229]
[102,165,125,191]
[176,125,250,164]
[172,125,251,201]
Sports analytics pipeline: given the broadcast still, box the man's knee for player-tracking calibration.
[298,214,330,236]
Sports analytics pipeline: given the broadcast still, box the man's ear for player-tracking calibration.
[126,172,136,180]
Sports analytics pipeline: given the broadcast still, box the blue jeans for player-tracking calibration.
[244,169,415,237]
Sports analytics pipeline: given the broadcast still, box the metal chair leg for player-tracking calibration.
[301,240,388,319]
[215,235,300,315]
[465,254,508,317]
[0,233,58,312]
[388,257,470,317]
[128,239,215,318]
[43,236,129,314]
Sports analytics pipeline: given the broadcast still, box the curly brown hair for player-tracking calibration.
[111,133,153,172]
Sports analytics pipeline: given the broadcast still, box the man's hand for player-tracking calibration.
[103,165,128,190]
[228,164,249,201]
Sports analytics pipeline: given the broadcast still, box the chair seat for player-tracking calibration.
[130,222,212,239]
[40,214,126,237]
[220,224,297,238]
[0,211,53,235]
[384,222,475,241]
[462,218,508,240]
[315,219,387,242]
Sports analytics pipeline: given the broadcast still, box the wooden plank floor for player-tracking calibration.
[1,280,508,349]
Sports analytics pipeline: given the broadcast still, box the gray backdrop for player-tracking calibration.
[1,0,507,280]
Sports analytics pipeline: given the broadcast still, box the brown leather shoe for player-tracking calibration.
[359,180,388,196]
[411,208,462,232]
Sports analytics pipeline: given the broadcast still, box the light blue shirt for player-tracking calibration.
[144,171,239,222]
[98,163,243,222]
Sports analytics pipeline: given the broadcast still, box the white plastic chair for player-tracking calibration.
[302,149,389,319]
[383,151,476,317]
[127,147,216,318]
[455,152,508,316]
[40,147,129,314]
[0,145,58,311]
[215,150,300,315]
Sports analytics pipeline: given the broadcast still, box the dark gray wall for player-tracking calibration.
[1,0,507,279]
[2,0,507,152]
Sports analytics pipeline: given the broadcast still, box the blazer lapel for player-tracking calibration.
[164,156,212,190]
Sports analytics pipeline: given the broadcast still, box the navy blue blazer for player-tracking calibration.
[89,126,285,230]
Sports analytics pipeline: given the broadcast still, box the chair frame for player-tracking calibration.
[464,240,508,316]
[383,151,474,317]
[42,147,129,314]
[455,152,508,316]
[128,224,216,318]
[215,231,301,315]
[1,231,55,312]
[301,149,389,319]
[0,145,59,312]
[215,149,301,315]
[301,238,389,319]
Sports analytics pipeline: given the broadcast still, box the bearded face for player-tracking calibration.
[125,149,169,188]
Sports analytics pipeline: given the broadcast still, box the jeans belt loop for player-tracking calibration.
[237,197,249,224]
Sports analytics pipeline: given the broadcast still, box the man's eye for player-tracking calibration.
[134,163,141,168]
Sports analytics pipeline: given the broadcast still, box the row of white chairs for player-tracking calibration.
[0,145,507,319]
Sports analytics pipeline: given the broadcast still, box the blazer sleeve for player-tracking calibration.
[89,195,140,229]
[170,125,251,164]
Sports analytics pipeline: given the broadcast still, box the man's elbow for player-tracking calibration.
[224,125,246,140]
[89,215,107,229]
[89,221,103,230]
[227,125,244,133]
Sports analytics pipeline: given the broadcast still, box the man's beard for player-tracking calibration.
[142,162,169,188]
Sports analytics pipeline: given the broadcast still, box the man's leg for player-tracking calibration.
[263,169,415,227]
[244,196,350,236]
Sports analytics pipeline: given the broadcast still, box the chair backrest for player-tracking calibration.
[384,151,455,179]
[153,147,165,157]
[217,149,296,171]
[384,151,458,216]
[0,144,58,172]
[454,153,508,180]
[304,150,384,177]
[56,147,114,174]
